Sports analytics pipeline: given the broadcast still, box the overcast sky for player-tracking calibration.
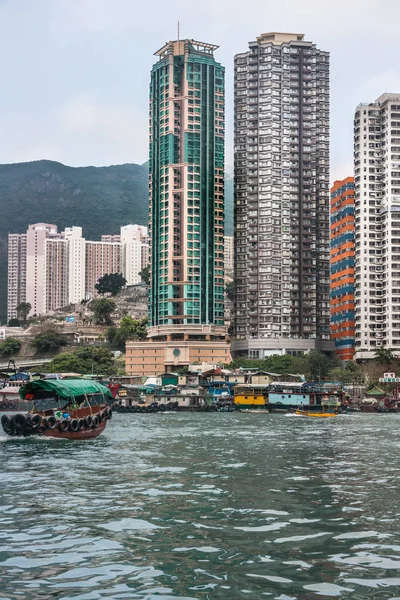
[1,0,400,182]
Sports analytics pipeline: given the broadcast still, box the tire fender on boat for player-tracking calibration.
[12,413,27,433]
[58,420,69,432]
[69,418,79,432]
[46,416,57,430]
[1,414,11,428]
[91,415,100,428]
[84,416,93,428]
[37,424,47,435]
[30,414,42,429]
[77,418,85,430]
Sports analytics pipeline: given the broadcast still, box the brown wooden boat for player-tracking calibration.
[1,379,113,440]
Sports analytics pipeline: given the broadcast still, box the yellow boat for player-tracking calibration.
[295,410,338,418]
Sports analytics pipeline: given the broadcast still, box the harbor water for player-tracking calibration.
[1,412,400,599]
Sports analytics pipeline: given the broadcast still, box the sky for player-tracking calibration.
[1,0,400,182]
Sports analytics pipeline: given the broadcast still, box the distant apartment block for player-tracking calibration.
[354,94,400,359]
[26,223,65,317]
[65,227,86,304]
[330,178,355,361]
[85,241,122,298]
[7,233,27,321]
[120,224,149,285]
[7,223,149,320]
[224,236,234,276]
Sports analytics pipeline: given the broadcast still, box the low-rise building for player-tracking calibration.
[126,335,231,377]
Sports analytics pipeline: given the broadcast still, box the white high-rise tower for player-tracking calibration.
[354,93,400,359]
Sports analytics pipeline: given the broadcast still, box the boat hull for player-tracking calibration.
[295,410,337,418]
[42,419,106,439]
[1,404,111,439]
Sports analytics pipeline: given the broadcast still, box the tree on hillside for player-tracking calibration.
[0,337,21,356]
[95,273,127,297]
[44,346,117,375]
[139,265,150,285]
[374,346,396,365]
[107,316,148,348]
[32,331,66,352]
[91,298,116,325]
[16,302,31,324]
[8,318,20,327]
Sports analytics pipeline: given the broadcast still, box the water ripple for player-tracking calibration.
[1,412,400,598]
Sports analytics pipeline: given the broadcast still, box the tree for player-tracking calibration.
[16,302,32,324]
[106,316,148,348]
[44,346,117,375]
[0,337,21,356]
[374,347,396,365]
[95,273,127,296]
[308,350,334,381]
[32,331,66,351]
[139,265,150,285]
[328,361,364,385]
[8,318,21,327]
[92,298,116,325]
[225,281,234,303]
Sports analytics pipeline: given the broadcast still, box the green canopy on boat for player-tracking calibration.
[19,378,114,399]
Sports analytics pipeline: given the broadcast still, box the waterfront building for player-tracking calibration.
[7,233,27,322]
[126,38,230,376]
[85,240,122,298]
[232,32,332,358]
[224,235,234,277]
[330,177,355,361]
[354,93,400,359]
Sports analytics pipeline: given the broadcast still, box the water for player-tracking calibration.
[1,412,400,599]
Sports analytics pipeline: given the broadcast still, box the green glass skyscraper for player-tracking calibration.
[148,39,226,343]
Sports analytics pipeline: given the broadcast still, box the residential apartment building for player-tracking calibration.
[232,32,332,358]
[7,223,147,319]
[26,223,65,317]
[120,224,149,285]
[65,226,85,304]
[330,177,355,361]
[43,238,68,313]
[126,38,230,375]
[7,233,27,321]
[354,93,400,359]
[85,241,122,298]
[224,235,234,277]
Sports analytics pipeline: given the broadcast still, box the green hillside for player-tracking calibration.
[0,160,149,323]
[0,160,234,323]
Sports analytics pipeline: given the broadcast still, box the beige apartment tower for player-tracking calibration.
[126,38,231,375]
